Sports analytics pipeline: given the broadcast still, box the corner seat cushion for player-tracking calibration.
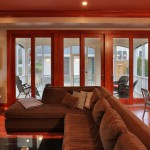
[42,87,67,104]
[114,132,148,150]
[5,102,89,119]
[64,113,97,133]
[92,98,111,127]
[99,86,112,99]
[63,113,104,150]
[90,88,102,110]
[100,108,128,150]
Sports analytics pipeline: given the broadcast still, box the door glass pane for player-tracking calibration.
[133,38,148,98]
[64,38,80,86]
[113,38,129,98]
[35,38,51,97]
[85,38,101,86]
[15,38,31,98]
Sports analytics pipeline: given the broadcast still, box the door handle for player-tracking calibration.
[102,74,105,80]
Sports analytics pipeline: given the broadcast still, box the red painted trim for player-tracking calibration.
[1,10,150,17]
[51,34,54,86]
[105,34,113,92]
[129,36,133,104]
[59,34,65,86]
[7,33,16,105]
[101,35,105,86]
[148,37,150,92]
[7,30,150,106]
[80,35,85,86]
[31,37,35,97]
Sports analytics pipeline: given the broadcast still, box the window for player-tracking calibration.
[85,38,101,86]
[15,38,31,98]
[64,38,80,86]
[133,39,148,98]
[113,38,129,99]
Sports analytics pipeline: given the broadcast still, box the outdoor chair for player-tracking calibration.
[113,76,129,93]
[141,88,150,120]
[16,76,31,98]
[118,80,138,98]
[16,76,41,98]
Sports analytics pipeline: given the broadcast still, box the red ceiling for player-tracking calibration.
[0,0,150,12]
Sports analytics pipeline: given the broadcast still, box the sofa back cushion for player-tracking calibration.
[100,108,128,150]
[99,86,112,99]
[92,98,110,127]
[42,88,67,104]
[84,92,93,109]
[107,96,150,149]
[62,93,79,109]
[90,88,102,110]
[114,132,148,150]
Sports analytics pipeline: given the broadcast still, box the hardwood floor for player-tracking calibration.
[0,109,63,150]
[127,104,150,127]
[0,105,149,149]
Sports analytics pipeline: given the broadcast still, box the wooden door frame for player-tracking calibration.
[60,33,105,87]
[111,34,150,104]
[7,29,150,106]
[7,30,54,105]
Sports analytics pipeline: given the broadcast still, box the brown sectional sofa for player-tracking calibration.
[5,85,150,149]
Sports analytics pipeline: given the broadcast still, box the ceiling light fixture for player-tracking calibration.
[82,1,88,6]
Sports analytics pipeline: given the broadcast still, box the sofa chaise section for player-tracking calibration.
[63,113,103,150]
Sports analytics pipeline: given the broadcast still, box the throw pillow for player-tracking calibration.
[84,92,93,109]
[114,131,148,150]
[92,98,110,127]
[90,88,102,110]
[73,91,87,109]
[62,93,79,109]
[100,108,128,150]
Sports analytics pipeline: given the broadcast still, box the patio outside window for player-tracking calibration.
[133,38,148,98]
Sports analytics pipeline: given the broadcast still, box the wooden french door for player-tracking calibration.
[7,31,53,105]
[62,34,104,86]
[112,35,149,104]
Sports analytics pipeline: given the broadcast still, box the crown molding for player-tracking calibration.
[0,10,150,18]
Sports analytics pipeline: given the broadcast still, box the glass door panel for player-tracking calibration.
[64,38,80,86]
[133,38,148,98]
[113,38,129,98]
[85,38,101,86]
[15,38,31,98]
[35,38,51,97]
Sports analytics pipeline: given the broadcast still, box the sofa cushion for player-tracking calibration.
[84,92,93,109]
[99,87,112,99]
[100,108,128,150]
[114,132,148,150]
[63,113,103,150]
[92,98,110,127]
[73,91,87,109]
[90,88,102,110]
[107,96,150,149]
[42,88,67,104]
[62,93,79,109]
[64,113,96,132]
[5,102,89,119]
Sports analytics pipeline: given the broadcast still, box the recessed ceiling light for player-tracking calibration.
[82,1,88,6]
